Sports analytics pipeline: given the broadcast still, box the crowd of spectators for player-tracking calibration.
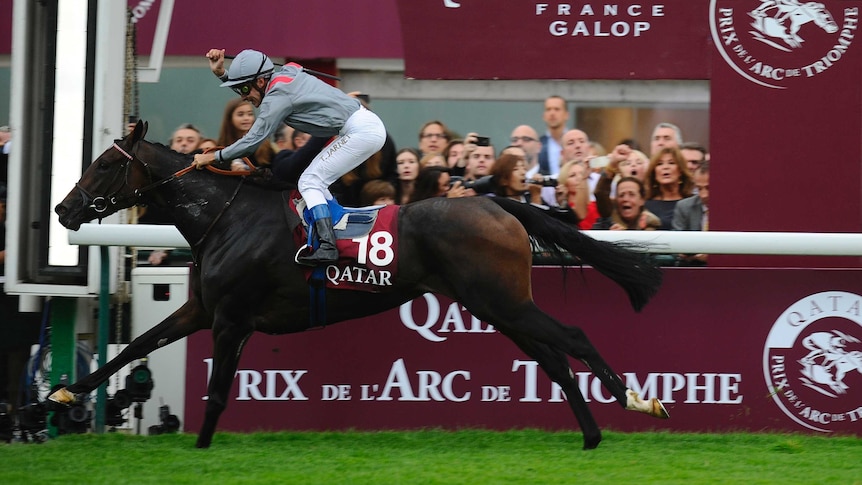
[120,93,711,267]
[291,94,711,266]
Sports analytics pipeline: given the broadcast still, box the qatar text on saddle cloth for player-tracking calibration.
[291,193,399,292]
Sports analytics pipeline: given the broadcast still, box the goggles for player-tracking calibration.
[231,82,253,96]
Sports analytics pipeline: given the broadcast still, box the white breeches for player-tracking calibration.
[297,107,386,209]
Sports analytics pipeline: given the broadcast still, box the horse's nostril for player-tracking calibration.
[55,204,67,216]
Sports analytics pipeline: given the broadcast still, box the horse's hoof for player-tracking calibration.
[582,431,602,450]
[651,397,670,419]
[48,387,76,405]
[625,389,670,419]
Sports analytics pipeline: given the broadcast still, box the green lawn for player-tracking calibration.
[1,430,860,484]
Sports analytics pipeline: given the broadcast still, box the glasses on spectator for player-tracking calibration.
[421,133,448,140]
[510,136,537,143]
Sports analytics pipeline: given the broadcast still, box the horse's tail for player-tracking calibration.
[489,197,662,312]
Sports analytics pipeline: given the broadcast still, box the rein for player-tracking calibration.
[81,141,258,250]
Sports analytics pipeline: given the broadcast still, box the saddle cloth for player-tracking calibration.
[288,191,399,293]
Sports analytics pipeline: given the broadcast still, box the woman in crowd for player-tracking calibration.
[555,160,596,230]
[490,153,542,204]
[409,166,461,203]
[420,152,446,168]
[644,146,693,230]
[593,177,661,230]
[395,147,421,205]
[618,148,649,182]
[217,98,275,169]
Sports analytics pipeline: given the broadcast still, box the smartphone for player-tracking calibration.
[474,136,490,146]
[589,156,610,169]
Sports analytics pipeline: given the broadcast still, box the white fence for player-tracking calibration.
[69,223,862,256]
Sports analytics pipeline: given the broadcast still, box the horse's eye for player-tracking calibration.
[98,160,110,169]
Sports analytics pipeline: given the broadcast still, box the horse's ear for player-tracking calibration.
[130,119,148,143]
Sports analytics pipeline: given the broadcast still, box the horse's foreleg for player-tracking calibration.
[498,328,602,450]
[196,315,253,449]
[49,300,209,405]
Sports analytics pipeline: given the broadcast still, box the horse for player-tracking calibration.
[50,121,668,450]
[750,1,838,50]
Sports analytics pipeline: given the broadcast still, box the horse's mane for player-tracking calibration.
[145,139,297,192]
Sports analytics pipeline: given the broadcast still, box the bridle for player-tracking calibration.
[76,140,257,250]
[76,142,185,214]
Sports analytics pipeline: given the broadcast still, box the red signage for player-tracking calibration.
[708,1,862,266]
[183,267,862,435]
[396,1,711,79]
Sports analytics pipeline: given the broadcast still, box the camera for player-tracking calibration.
[473,136,490,146]
[449,176,474,189]
[148,404,180,435]
[540,176,558,187]
[528,175,558,187]
[449,175,494,193]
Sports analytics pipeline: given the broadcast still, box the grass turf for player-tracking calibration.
[1,429,860,484]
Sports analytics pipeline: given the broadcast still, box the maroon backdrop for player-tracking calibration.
[708,1,862,267]
[397,0,711,80]
[131,0,403,59]
[184,267,862,436]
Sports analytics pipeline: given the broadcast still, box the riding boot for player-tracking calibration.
[297,204,339,266]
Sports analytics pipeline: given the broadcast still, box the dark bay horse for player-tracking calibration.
[51,122,668,449]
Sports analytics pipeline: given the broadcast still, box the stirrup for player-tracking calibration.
[294,244,312,264]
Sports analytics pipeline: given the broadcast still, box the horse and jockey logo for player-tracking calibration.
[798,331,862,397]
[749,0,838,51]
[710,0,857,89]
[763,292,862,433]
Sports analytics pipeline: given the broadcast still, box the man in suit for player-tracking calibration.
[538,96,568,176]
[673,162,709,265]
[672,162,709,231]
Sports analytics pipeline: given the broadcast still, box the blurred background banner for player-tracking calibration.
[396,0,711,80]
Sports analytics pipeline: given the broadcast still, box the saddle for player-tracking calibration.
[282,190,399,293]
[293,196,383,242]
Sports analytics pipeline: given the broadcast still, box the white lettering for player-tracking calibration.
[130,0,156,24]
[400,294,444,342]
[234,369,308,401]
[512,360,542,402]
[549,20,651,37]
[377,358,418,401]
[401,295,496,342]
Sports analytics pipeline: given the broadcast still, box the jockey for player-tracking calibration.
[193,49,387,266]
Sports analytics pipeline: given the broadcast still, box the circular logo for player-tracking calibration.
[763,291,862,433]
[710,1,858,89]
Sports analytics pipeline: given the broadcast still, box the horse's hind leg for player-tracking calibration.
[480,302,668,419]
[497,328,602,449]
[195,312,253,449]
[48,299,210,404]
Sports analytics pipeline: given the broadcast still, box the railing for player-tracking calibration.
[69,223,862,256]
